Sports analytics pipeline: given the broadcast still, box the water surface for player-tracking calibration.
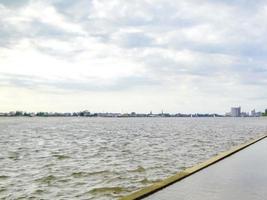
[0,117,267,199]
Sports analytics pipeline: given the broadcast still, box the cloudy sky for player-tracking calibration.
[0,0,267,113]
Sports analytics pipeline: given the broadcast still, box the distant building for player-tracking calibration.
[251,109,262,117]
[8,111,16,116]
[130,112,136,117]
[29,113,36,117]
[80,110,91,116]
[256,112,262,117]
[231,107,241,117]
[251,109,256,117]
[241,112,249,117]
[225,112,231,117]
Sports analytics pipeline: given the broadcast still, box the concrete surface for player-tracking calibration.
[144,138,267,200]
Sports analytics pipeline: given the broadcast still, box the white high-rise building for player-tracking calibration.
[231,107,241,117]
[251,109,256,117]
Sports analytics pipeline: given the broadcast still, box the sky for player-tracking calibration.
[0,0,267,114]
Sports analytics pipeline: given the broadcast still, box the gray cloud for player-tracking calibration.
[0,73,159,92]
[1,0,267,112]
[0,0,30,8]
[111,32,155,48]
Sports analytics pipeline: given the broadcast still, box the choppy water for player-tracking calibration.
[0,117,267,200]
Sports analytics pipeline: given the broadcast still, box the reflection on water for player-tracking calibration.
[0,117,267,199]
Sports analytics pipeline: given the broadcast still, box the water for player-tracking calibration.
[0,117,267,200]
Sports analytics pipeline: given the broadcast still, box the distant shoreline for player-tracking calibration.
[1,110,266,118]
[0,116,265,118]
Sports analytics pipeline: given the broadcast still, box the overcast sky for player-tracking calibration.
[0,0,267,113]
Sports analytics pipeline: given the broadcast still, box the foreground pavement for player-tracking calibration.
[144,137,267,200]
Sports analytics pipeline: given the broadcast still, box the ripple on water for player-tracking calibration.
[35,175,57,185]
[7,152,20,160]
[71,170,112,178]
[71,172,88,178]
[52,154,71,160]
[33,189,45,195]
[0,175,9,180]
[1,117,267,199]
[0,188,7,193]
[89,186,128,195]
[128,166,146,173]
[140,178,158,185]
[73,187,129,200]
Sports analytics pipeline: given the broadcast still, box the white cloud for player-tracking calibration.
[1,0,267,113]
[2,1,85,35]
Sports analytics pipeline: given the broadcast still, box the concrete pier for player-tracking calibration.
[121,135,267,200]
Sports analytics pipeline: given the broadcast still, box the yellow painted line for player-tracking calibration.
[120,134,267,200]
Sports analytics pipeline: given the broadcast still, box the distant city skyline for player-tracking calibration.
[1,107,266,117]
[227,106,263,117]
[1,0,267,113]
